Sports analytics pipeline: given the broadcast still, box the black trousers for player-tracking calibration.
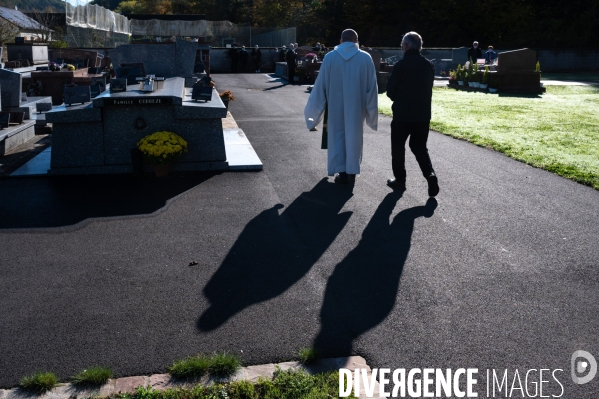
[287,63,295,83]
[391,119,435,182]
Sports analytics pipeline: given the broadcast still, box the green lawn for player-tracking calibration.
[379,86,599,189]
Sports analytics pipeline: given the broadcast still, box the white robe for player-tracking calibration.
[304,42,378,176]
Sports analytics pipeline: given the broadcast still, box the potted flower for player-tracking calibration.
[48,62,60,72]
[219,90,235,110]
[481,66,490,89]
[136,131,188,177]
[456,65,464,86]
[304,53,317,63]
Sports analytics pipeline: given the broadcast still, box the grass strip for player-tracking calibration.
[19,371,58,393]
[298,347,321,364]
[115,369,356,399]
[168,352,241,379]
[71,366,113,385]
[379,86,599,189]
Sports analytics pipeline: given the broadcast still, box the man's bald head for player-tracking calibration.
[341,29,358,43]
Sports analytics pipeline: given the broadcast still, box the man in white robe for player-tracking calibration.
[304,29,378,184]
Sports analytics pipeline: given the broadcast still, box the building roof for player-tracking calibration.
[0,6,47,31]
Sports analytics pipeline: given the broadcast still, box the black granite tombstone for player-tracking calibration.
[192,86,212,102]
[64,86,92,106]
[0,113,10,129]
[116,67,144,84]
[36,102,53,113]
[110,78,127,92]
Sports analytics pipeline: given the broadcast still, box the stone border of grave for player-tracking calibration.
[0,356,384,399]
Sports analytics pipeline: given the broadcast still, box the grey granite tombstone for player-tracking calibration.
[64,86,91,105]
[47,77,228,174]
[110,39,196,78]
[174,39,197,77]
[452,47,469,65]
[0,69,22,108]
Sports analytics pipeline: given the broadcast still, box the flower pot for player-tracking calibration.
[458,81,464,86]
[153,163,171,177]
[540,82,544,87]
[489,88,498,93]
[480,84,488,89]
[222,98,229,111]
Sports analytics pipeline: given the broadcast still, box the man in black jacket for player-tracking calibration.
[286,44,296,84]
[468,41,482,61]
[385,31,439,197]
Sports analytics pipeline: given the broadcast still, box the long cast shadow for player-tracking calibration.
[0,173,218,229]
[198,178,353,331]
[313,193,437,355]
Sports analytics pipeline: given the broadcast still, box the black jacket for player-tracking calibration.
[386,49,434,121]
[468,46,482,60]
[286,49,296,64]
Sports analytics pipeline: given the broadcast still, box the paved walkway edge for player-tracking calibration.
[1,356,384,399]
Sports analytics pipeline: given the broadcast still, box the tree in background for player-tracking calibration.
[86,0,599,48]
[0,17,20,44]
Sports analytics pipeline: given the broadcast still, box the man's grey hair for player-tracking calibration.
[341,29,358,43]
[401,31,423,51]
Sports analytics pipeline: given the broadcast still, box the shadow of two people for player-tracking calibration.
[198,178,437,356]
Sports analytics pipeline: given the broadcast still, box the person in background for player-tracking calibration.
[304,29,378,184]
[286,43,296,84]
[279,45,287,62]
[485,45,497,64]
[251,45,262,73]
[230,44,239,73]
[385,31,439,197]
[468,41,482,60]
[238,45,249,72]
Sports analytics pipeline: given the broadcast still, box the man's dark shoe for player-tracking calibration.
[334,172,349,184]
[427,175,440,197]
[387,178,406,190]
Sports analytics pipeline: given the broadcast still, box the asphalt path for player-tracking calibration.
[1,74,598,397]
